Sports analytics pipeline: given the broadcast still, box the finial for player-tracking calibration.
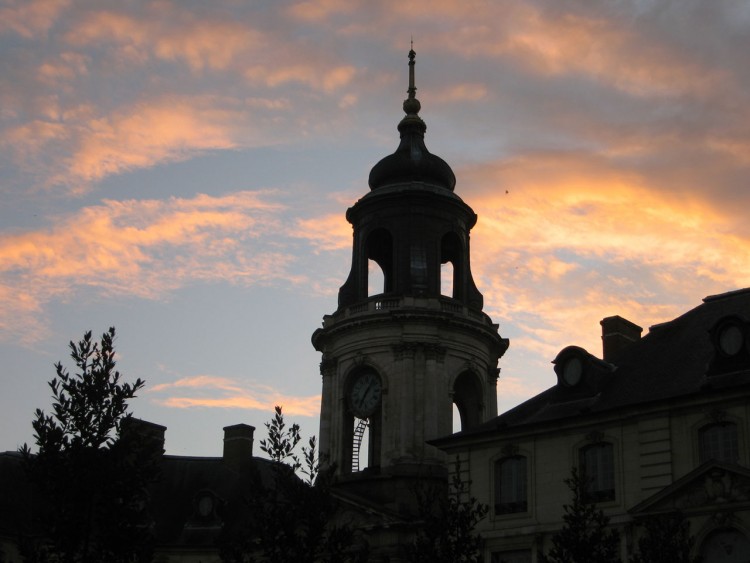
[403,43,421,115]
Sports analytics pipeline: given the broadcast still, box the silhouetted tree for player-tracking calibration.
[20,328,159,563]
[630,511,701,563]
[540,467,621,563]
[407,457,489,563]
[219,406,367,563]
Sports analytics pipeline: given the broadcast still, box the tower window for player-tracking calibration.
[440,232,462,299]
[494,456,528,515]
[453,372,483,431]
[365,228,393,296]
[699,422,739,464]
[580,442,615,502]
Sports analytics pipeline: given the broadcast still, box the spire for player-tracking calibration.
[403,42,421,116]
[367,47,456,192]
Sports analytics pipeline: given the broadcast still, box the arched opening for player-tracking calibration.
[453,371,483,431]
[441,232,462,299]
[441,261,454,298]
[366,229,393,297]
[368,260,384,297]
[700,528,750,562]
[345,368,383,473]
[452,403,461,433]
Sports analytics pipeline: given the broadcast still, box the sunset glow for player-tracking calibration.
[2,0,748,456]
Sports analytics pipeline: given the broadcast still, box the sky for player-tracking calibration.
[2,0,750,457]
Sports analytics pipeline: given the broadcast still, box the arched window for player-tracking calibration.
[580,442,615,502]
[494,456,528,515]
[699,422,739,464]
[440,232,462,299]
[700,528,750,562]
[365,229,393,297]
[453,372,482,431]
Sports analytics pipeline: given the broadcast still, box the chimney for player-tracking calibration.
[600,315,642,362]
[223,424,255,470]
[121,417,166,459]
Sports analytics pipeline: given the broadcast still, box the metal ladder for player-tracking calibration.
[351,418,369,472]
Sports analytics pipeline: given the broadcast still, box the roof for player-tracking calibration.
[435,287,750,445]
[0,450,277,549]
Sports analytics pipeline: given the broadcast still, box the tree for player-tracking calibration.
[407,457,489,563]
[20,328,159,563]
[219,406,367,563]
[630,511,701,563]
[540,467,621,563]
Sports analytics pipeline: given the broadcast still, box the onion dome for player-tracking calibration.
[368,48,456,192]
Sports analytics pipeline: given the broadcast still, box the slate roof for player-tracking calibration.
[434,287,750,445]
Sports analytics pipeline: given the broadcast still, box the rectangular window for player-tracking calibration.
[494,456,527,515]
[700,423,739,463]
[581,442,615,502]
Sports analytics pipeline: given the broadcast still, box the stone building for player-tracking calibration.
[433,287,750,562]
[310,47,507,561]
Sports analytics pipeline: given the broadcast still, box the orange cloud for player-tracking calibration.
[286,0,356,22]
[0,191,300,343]
[0,0,69,38]
[455,154,750,365]
[3,95,288,191]
[151,375,321,416]
[292,214,351,252]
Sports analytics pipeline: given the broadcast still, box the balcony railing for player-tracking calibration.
[329,295,494,327]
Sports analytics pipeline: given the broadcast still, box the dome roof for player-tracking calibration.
[368,49,456,192]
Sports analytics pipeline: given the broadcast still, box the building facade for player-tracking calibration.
[434,288,750,563]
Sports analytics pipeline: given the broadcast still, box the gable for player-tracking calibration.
[630,461,750,516]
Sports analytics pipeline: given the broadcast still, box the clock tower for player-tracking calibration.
[312,49,508,513]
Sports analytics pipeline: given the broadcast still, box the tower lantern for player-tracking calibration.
[312,49,508,509]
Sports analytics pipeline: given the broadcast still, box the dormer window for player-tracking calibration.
[562,356,583,387]
[718,322,744,357]
[708,316,750,375]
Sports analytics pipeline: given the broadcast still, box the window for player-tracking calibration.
[494,456,527,515]
[580,442,615,502]
[699,422,739,464]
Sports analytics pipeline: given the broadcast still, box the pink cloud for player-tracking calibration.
[0,191,301,344]
[151,375,321,416]
[0,0,69,38]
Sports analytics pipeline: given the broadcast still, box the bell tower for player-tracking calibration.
[312,49,508,508]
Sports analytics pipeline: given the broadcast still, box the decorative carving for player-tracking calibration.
[424,343,447,362]
[708,408,727,424]
[391,342,446,361]
[319,355,338,377]
[671,468,750,510]
[488,367,500,383]
[463,359,479,375]
[392,342,419,361]
[353,352,370,366]
[586,430,605,444]
[501,443,519,457]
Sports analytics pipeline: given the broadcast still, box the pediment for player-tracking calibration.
[631,461,750,516]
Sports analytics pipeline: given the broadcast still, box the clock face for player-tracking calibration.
[349,371,382,418]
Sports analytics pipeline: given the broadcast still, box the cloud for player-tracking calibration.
[0,0,70,38]
[459,154,750,363]
[0,191,306,344]
[150,375,321,416]
[3,96,288,192]
[291,214,351,252]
